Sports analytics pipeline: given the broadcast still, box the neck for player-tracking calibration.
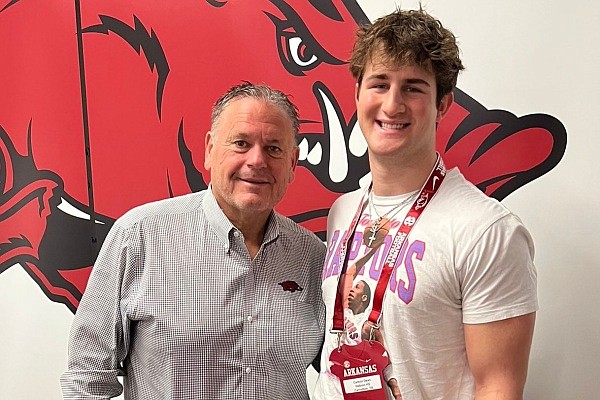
[226,209,271,260]
[369,152,437,196]
[238,214,269,259]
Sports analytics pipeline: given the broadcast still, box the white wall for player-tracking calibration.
[1,1,599,399]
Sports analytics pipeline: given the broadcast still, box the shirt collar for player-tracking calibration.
[202,186,280,248]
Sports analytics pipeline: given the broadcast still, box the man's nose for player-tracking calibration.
[246,145,268,168]
[381,90,406,116]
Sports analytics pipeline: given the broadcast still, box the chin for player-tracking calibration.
[235,197,272,213]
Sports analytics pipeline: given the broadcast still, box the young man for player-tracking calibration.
[61,83,326,400]
[314,9,537,400]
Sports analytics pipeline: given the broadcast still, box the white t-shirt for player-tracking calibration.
[314,168,538,400]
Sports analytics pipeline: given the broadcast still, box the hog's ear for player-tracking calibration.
[437,88,567,201]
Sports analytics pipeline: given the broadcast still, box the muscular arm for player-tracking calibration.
[465,312,536,400]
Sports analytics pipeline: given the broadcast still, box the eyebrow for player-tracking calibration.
[228,132,285,145]
[405,78,431,86]
[365,74,431,87]
[364,73,389,81]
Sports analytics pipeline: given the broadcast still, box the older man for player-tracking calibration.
[61,82,326,400]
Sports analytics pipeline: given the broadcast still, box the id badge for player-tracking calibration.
[329,340,390,400]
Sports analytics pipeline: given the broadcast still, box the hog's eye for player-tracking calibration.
[287,36,318,67]
[265,7,344,76]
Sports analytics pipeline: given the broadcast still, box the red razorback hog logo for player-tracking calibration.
[0,0,566,312]
[279,281,304,293]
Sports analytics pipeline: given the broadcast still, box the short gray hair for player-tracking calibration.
[211,82,300,143]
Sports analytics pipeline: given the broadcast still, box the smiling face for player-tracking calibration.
[204,97,299,225]
[190,1,366,198]
[355,52,453,169]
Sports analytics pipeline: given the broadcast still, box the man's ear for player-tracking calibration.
[204,131,214,170]
[288,146,300,183]
[436,92,454,123]
[355,82,360,102]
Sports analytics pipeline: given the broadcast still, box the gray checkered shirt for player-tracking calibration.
[60,188,326,399]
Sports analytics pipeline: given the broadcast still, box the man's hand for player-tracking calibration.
[387,378,403,399]
[360,321,384,342]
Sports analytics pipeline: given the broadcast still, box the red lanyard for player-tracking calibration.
[331,155,447,332]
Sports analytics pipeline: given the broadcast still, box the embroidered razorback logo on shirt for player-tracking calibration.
[279,281,303,293]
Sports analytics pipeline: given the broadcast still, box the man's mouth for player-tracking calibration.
[378,121,410,130]
[239,177,271,185]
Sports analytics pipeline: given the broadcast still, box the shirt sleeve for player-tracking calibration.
[60,219,136,399]
[460,213,538,324]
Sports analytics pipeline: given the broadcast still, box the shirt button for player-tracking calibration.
[245,367,252,374]
[233,230,240,237]
[247,315,253,322]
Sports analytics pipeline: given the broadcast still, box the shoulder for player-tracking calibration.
[115,191,206,230]
[275,213,324,248]
[331,187,365,210]
[437,168,512,224]
[328,187,366,221]
[428,168,534,253]
[274,214,326,259]
[436,168,535,266]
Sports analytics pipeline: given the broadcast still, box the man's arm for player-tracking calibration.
[464,312,536,400]
[60,220,133,399]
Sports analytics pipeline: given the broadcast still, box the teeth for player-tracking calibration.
[349,122,367,157]
[57,197,105,224]
[307,142,322,165]
[381,122,407,129]
[317,88,347,183]
[300,86,367,184]
[298,138,309,160]
[359,172,372,189]
[298,138,322,165]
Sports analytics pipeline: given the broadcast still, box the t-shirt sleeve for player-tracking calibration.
[460,214,538,324]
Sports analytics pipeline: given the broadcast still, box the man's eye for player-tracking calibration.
[233,140,248,148]
[268,146,282,154]
[406,86,423,93]
[369,83,388,90]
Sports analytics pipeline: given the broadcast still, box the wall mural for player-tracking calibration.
[0,0,566,313]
